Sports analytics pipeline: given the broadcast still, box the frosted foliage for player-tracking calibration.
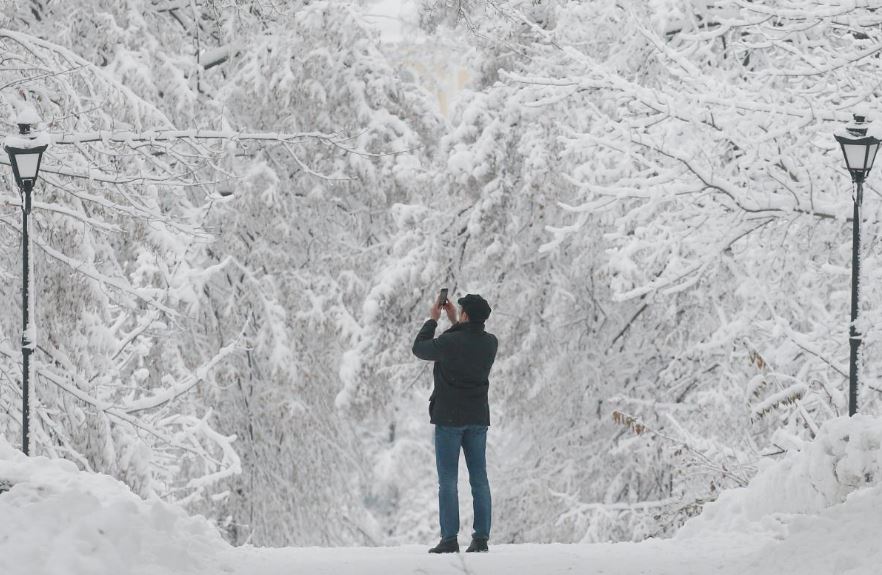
[195,3,440,545]
[0,0,880,550]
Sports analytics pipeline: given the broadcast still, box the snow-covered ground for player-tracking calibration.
[2,415,881,575]
[225,538,753,575]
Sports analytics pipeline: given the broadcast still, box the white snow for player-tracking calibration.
[4,416,882,575]
[679,414,882,534]
[224,540,756,575]
[15,106,42,126]
[0,438,228,575]
[3,130,51,150]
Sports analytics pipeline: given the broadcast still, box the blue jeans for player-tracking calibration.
[434,424,491,541]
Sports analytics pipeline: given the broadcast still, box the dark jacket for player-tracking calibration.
[411,319,498,426]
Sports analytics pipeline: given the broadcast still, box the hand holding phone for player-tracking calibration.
[437,288,448,308]
[439,288,459,323]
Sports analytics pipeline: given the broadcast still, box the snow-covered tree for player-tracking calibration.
[191,2,443,545]
[6,0,882,550]
[423,0,882,541]
[0,25,241,501]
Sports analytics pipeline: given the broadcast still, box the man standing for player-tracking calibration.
[412,293,498,554]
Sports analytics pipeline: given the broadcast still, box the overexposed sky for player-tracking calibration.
[360,0,421,43]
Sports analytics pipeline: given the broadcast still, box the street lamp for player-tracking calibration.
[834,112,881,417]
[3,107,49,455]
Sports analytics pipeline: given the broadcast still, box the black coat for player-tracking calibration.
[412,319,498,426]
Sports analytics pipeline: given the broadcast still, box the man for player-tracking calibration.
[412,293,498,554]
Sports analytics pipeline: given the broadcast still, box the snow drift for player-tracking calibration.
[0,438,229,575]
[677,415,882,575]
[3,415,882,575]
[679,414,882,536]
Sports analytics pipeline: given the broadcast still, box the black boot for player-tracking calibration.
[466,537,488,553]
[428,538,459,554]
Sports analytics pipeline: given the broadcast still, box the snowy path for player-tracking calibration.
[221,537,762,575]
[218,480,882,575]
[4,417,882,575]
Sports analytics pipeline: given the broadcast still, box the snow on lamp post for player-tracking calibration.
[834,112,881,417]
[3,107,49,455]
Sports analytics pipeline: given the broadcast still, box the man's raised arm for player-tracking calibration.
[413,318,444,361]
[412,299,453,361]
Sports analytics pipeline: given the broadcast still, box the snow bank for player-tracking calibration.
[679,414,882,538]
[4,415,882,575]
[0,438,229,575]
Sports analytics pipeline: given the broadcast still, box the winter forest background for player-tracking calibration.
[1,0,881,548]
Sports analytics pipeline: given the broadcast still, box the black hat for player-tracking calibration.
[458,294,491,323]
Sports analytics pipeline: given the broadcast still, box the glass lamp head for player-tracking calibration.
[835,113,881,184]
[3,109,49,191]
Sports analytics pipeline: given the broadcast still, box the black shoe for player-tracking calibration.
[428,538,459,554]
[466,537,488,553]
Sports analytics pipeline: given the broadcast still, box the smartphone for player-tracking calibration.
[437,288,448,308]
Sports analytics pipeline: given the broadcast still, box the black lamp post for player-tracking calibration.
[3,108,49,455]
[834,112,881,417]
